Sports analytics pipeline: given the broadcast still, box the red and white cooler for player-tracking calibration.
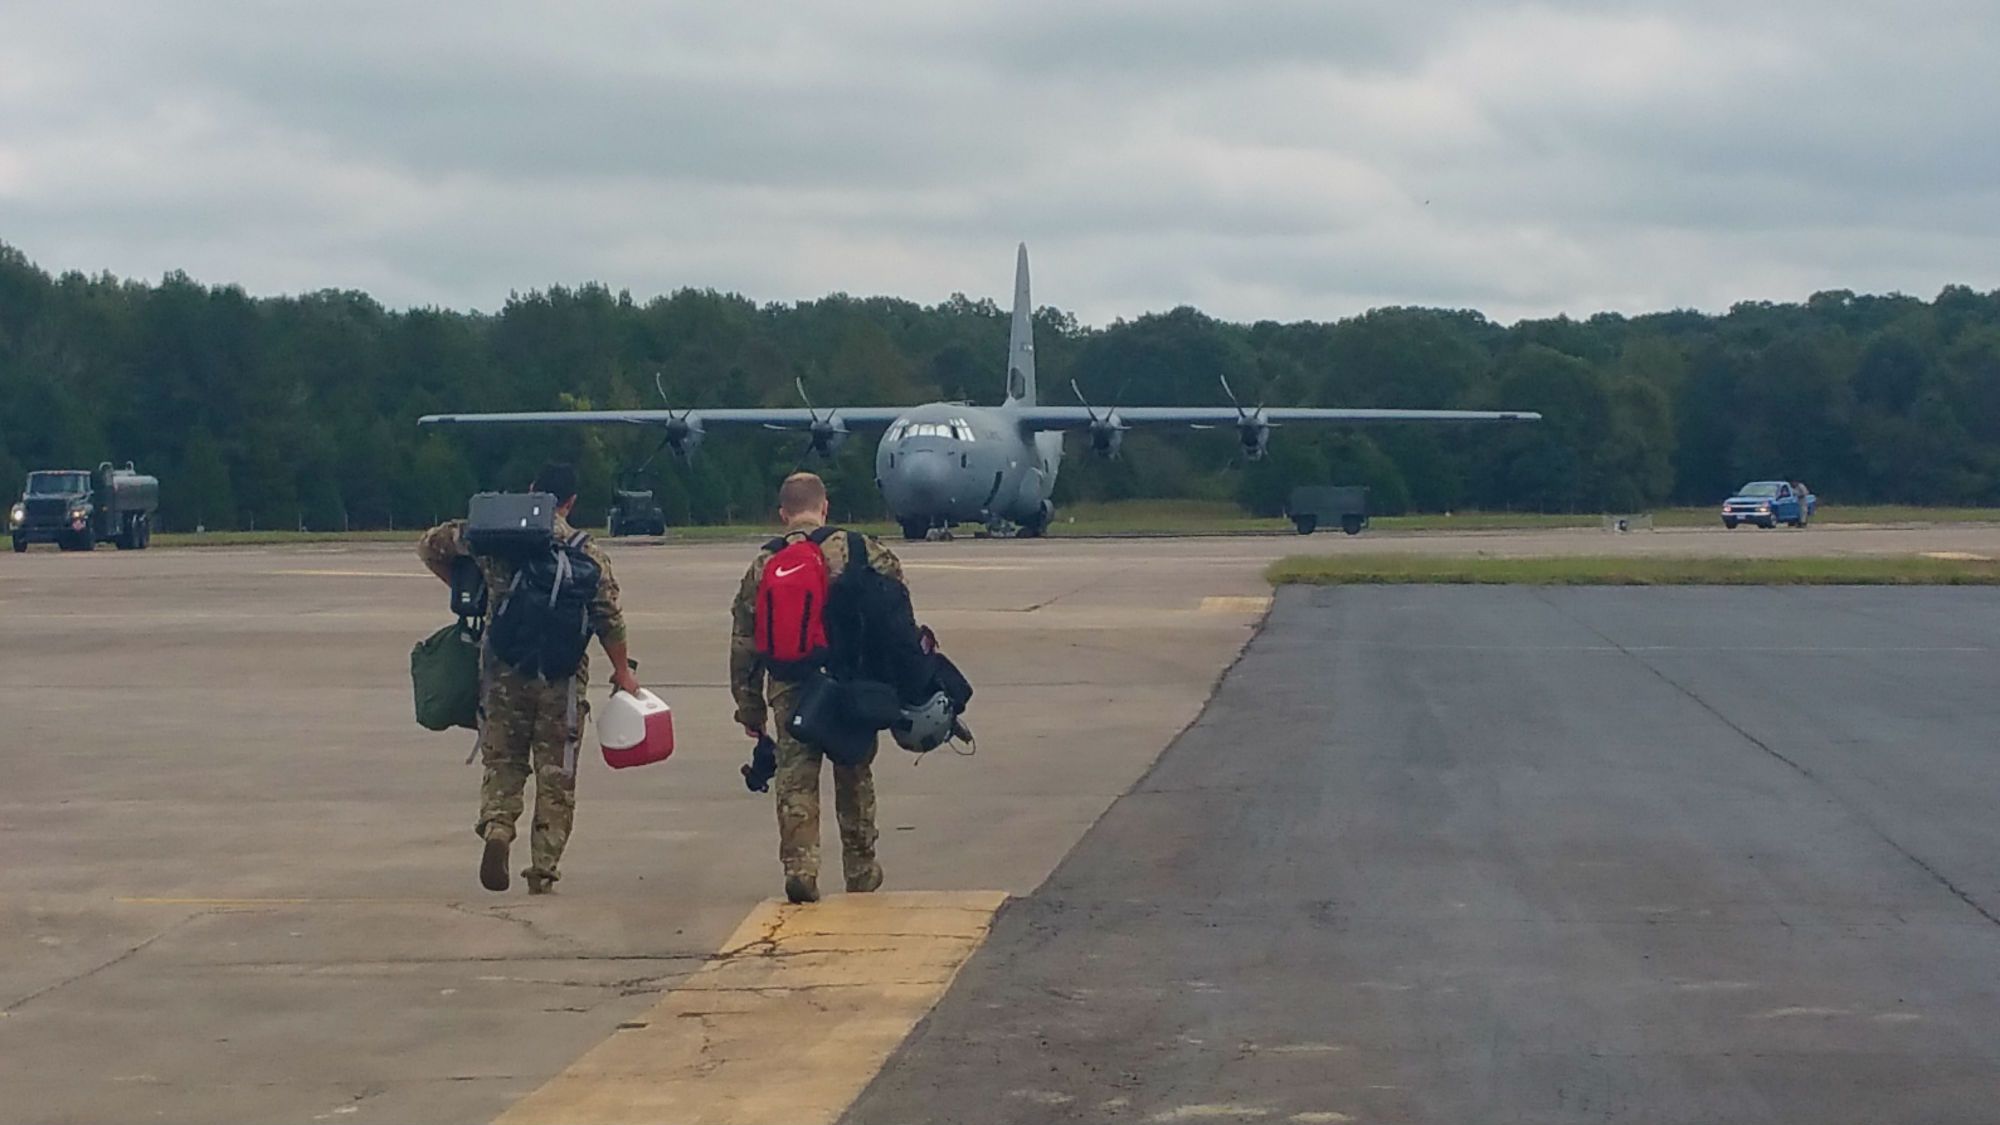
[599,688,675,769]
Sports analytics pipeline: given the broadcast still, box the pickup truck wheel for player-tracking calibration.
[1759,519,1776,529]
[1722,518,1738,529]
[1341,515,1364,536]
[1292,516,1317,536]
[11,536,24,553]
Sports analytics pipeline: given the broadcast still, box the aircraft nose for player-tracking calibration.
[897,450,955,509]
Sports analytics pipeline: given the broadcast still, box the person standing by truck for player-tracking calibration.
[418,463,641,894]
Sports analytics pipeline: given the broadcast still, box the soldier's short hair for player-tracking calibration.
[533,462,579,504]
[778,472,828,516]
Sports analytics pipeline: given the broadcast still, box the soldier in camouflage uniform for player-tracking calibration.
[730,472,906,904]
[419,463,639,895]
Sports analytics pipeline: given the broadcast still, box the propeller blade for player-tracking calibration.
[1070,379,1099,423]
[795,377,821,424]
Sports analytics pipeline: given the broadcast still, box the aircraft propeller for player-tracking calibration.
[1072,379,1129,459]
[1218,375,1273,461]
[763,378,849,459]
[651,371,705,459]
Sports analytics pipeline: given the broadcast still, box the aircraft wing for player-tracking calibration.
[1011,406,1542,430]
[418,408,909,429]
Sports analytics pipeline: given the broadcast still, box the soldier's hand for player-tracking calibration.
[612,666,643,696]
[743,725,765,740]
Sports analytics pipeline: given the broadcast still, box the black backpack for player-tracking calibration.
[822,531,931,703]
[488,531,600,681]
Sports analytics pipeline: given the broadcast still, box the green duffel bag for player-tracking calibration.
[412,622,481,732]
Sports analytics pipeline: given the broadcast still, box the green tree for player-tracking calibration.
[175,425,237,531]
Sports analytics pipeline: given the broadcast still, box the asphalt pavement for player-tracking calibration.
[846,585,2000,1124]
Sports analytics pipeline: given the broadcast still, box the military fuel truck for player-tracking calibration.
[606,488,667,537]
[1285,484,1369,535]
[11,462,160,552]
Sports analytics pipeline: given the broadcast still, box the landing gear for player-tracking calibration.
[117,512,152,549]
[1016,501,1054,540]
[901,519,931,542]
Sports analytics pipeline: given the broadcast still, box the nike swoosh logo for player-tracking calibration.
[773,563,807,578]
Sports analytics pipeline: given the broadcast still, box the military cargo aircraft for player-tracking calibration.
[420,246,1540,539]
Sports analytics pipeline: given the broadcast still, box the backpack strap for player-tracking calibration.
[762,536,788,554]
[845,530,869,574]
[566,530,590,550]
[808,525,841,546]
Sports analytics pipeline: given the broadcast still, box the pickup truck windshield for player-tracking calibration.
[1737,482,1781,497]
[25,472,89,496]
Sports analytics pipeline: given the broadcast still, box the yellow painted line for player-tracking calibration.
[269,569,430,578]
[1200,595,1273,614]
[493,890,1007,1125]
[114,897,438,907]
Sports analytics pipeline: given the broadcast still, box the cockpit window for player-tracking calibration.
[892,419,976,442]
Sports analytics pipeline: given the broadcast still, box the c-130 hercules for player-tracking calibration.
[421,246,1540,539]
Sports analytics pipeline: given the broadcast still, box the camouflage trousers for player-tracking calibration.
[770,688,879,882]
[475,664,590,884]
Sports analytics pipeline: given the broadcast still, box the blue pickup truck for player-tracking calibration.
[1721,480,1817,529]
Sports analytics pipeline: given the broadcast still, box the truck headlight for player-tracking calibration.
[8,504,21,527]
[70,505,88,519]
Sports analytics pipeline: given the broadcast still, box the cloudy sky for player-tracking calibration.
[3,1,1996,324]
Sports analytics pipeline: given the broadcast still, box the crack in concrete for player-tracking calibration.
[2,911,214,1013]
[440,901,585,952]
[1534,588,2000,931]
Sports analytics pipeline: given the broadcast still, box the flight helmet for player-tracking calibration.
[891,691,957,754]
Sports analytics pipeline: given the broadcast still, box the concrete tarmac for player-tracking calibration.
[847,585,2000,1124]
[0,534,1270,1125]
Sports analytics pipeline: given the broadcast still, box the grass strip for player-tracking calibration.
[126,502,2000,550]
[1268,554,2000,587]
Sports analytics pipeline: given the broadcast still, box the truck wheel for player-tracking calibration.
[1341,515,1364,536]
[1292,516,1317,536]
[116,514,137,549]
[1759,519,1775,529]
[138,515,152,548]
[11,536,24,553]
[1722,518,1738,529]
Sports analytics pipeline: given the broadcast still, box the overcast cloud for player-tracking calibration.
[3,1,1997,324]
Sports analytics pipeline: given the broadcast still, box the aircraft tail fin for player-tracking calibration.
[1005,243,1036,407]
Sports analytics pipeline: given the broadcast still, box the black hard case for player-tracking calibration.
[465,492,558,556]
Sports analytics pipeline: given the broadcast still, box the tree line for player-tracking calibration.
[2,240,1997,531]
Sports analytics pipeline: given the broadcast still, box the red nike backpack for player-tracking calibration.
[754,527,838,678]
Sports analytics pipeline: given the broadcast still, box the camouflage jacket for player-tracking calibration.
[729,518,906,732]
[417,514,628,664]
